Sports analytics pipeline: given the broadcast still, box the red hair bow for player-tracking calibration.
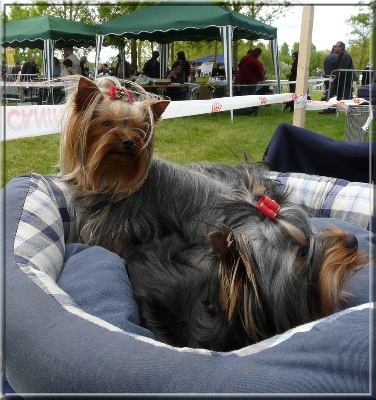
[256,196,281,219]
[109,86,134,103]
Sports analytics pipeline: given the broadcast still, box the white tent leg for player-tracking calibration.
[220,25,234,123]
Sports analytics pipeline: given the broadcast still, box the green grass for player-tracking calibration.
[2,103,347,187]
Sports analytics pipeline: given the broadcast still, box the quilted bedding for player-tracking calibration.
[4,170,374,395]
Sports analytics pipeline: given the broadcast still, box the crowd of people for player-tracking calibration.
[2,41,373,108]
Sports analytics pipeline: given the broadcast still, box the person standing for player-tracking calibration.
[143,51,161,79]
[236,47,265,116]
[53,57,61,78]
[238,47,265,96]
[80,56,90,77]
[1,59,6,81]
[331,41,354,100]
[11,61,21,75]
[21,53,39,81]
[361,62,373,86]
[176,51,190,82]
[55,45,80,104]
[284,51,298,112]
[60,45,81,77]
[323,45,338,100]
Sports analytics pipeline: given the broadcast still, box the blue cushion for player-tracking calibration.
[58,243,156,339]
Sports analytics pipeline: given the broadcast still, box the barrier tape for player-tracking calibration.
[2,94,370,141]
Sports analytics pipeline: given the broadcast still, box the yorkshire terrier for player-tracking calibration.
[59,75,170,197]
[60,76,368,351]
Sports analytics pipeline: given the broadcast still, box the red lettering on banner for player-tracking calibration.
[259,96,267,105]
[5,105,64,140]
[211,102,222,113]
[20,109,34,130]
[34,108,48,128]
[46,108,53,127]
[52,108,63,126]
[7,109,22,131]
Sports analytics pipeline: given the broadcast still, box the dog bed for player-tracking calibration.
[4,162,374,396]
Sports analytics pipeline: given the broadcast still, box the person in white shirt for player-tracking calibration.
[60,45,81,77]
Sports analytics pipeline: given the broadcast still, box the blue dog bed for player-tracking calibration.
[3,126,375,395]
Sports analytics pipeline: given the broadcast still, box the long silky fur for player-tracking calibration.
[59,76,168,197]
[61,78,368,351]
[122,163,368,350]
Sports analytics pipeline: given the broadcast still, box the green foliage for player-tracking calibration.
[2,3,370,77]
[347,11,372,69]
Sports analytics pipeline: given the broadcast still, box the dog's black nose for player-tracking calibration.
[344,234,358,250]
[122,139,135,150]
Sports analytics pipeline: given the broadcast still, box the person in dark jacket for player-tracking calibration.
[323,45,338,100]
[176,51,190,81]
[331,41,355,100]
[143,51,160,79]
[284,51,298,112]
[21,53,39,81]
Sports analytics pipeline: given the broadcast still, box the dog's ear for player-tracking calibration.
[151,99,170,122]
[208,229,237,266]
[75,77,101,112]
[208,229,243,321]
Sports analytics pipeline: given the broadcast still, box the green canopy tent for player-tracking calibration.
[3,15,97,80]
[96,4,280,119]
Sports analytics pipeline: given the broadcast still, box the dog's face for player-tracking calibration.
[60,76,170,195]
[208,215,368,343]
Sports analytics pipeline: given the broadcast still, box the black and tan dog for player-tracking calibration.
[60,77,367,351]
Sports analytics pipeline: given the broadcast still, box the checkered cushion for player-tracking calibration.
[13,173,72,281]
[269,171,373,230]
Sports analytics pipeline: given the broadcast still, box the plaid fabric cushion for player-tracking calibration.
[269,172,373,230]
[14,173,72,281]
[12,173,127,333]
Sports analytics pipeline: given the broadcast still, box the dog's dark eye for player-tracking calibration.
[102,120,112,127]
[297,245,309,258]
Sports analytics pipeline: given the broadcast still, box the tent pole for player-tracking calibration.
[159,43,170,80]
[271,39,281,94]
[95,34,104,80]
[220,25,234,123]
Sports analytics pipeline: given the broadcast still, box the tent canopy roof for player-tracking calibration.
[3,15,97,49]
[191,54,225,65]
[97,4,277,42]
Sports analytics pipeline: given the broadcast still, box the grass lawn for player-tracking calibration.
[2,102,348,187]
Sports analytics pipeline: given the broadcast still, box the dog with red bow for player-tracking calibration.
[60,76,367,351]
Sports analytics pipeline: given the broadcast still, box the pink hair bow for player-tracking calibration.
[109,86,134,103]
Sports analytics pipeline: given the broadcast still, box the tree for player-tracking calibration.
[228,2,293,66]
[346,11,371,69]
[279,42,291,65]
